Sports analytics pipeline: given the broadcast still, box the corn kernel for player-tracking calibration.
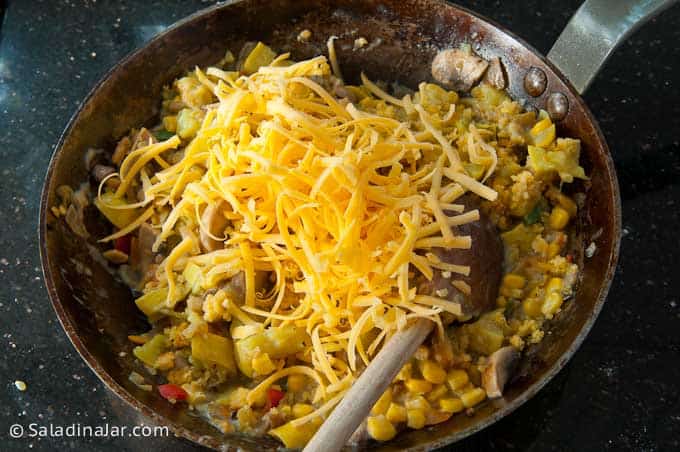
[367,415,397,441]
[439,398,464,414]
[162,115,177,132]
[496,296,507,307]
[549,206,570,230]
[547,187,578,218]
[547,241,562,258]
[405,395,431,411]
[371,388,392,415]
[542,292,564,317]
[522,297,543,317]
[405,378,433,394]
[287,374,306,392]
[407,409,426,429]
[426,384,448,402]
[420,360,447,384]
[396,362,412,381]
[386,403,407,423]
[292,403,314,418]
[460,387,486,408]
[500,286,523,299]
[545,277,563,294]
[237,406,257,428]
[502,273,526,290]
[251,352,276,376]
[446,369,469,391]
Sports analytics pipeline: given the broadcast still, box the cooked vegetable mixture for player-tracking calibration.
[55,41,585,447]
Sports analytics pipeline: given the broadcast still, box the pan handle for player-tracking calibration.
[547,0,678,94]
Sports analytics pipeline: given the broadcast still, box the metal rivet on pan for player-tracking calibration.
[524,67,547,97]
[547,92,569,121]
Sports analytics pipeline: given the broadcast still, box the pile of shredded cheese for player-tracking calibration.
[99,50,498,412]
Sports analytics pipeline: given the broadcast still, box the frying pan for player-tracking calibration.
[38,0,674,450]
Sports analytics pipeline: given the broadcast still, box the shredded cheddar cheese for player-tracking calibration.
[99,48,499,420]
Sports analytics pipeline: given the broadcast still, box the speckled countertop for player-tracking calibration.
[1,1,679,451]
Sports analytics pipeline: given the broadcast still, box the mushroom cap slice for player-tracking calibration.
[482,346,519,398]
[432,48,489,92]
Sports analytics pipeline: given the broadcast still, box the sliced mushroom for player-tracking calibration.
[419,195,503,319]
[112,135,131,166]
[221,270,272,305]
[222,271,246,304]
[128,223,157,287]
[131,127,157,151]
[481,346,519,398]
[199,201,229,252]
[484,57,507,90]
[64,186,90,239]
[84,147,106,171]
[431,48,489,92]
[92,164,117,184]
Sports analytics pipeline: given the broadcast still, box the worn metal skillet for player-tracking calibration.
[39,0,675,450]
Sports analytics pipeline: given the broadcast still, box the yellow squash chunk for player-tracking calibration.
[367,415,397,441]
[463,311,507,355]
[526,142,586,183]
[94,192,140,229]
[176,76,214,108]
[234,325,309,377]
[176,108,202,139]
[132,334,166,367]
[135,287,169,317]
[241,42,276,75]
[501,223,542,253]
[191,332,236,374]
[269,418,322,449]
[463,162,486,180]
[182,263,203,294]
[251,352,276,376]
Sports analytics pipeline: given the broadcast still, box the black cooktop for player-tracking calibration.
[1,1,678,451]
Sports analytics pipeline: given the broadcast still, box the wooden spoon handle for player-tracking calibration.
[303,318,434,452]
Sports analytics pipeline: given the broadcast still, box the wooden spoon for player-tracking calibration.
[304,317,433,452]
[304,205,503,452]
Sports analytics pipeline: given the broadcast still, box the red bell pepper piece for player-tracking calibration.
[114,235,131,255]
[266,388,285,408]
[158,384,188,402]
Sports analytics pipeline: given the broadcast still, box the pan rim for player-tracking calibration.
[38,0,622,450]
